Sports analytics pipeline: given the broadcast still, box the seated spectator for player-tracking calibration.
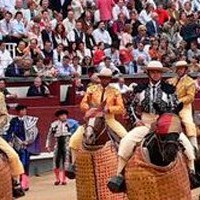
[119,43,134,74]
[75,78,85,96]
[120,24,132,49]
[187,41,200,62]
[11,11,27,42]
[57,55,76,77]
[53,43,65,68]
[81,56,93,75]
[76,42,91,63]
[23,0,39,22]
[0,40,13,76]
[98,57,120,75]
[23,38,43,64]
[30,57,45,76]
[148,39,161,60]
[52,23,69,48]
[67,21,86,44]
[0,11,13,42]
[62,10,76,34]
[41,41,54,61]
[104,43,121,66]
[155,4,169,26]
[85,26,96,51]
[42,58,58,78]
[27,23,43,48]
[146,12,160,37]
[138,3,154,25]
[78,10,93,33]
[67,42,77,60]
[22,58,33,77]
[133,25,150,47]
[189,56,200,73]
[133,41,150,64]
[15,40,27,57]
[111,76,129,94]
[27,76,50,97]
[93,42,105,66]
[92,21,112,48]
[5,57,24,77]
[112,0,130,21]
[71,56,82,76]
[0,78,17,99]
[126,10,141,37]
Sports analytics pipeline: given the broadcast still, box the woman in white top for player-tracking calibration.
[120,24,133,49]
[138,3,154,25]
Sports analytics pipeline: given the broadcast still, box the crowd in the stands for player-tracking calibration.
[0,0,199,79]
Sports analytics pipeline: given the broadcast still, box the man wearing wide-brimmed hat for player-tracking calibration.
[108,61,197,192]
[67,68,127,178]
[168,60,198,150]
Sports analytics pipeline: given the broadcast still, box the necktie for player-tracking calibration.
[6,22,9,32]
[30,11,35,20]
[152,85,156,101]
[58,54,61,62]
[100,87,106,102]
[15,66,19,75]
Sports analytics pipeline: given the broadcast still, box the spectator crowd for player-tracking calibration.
[0,0,199,81]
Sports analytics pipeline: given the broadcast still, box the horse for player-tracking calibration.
[0,150,12,200]
[75,116,127,200]
[117,103,195,200]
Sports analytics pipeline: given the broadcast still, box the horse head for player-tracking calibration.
[83,116,109,147]
[150,112,182,166]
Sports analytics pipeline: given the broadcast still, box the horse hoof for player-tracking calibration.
[65,164,76,179]
[107,175,126,193]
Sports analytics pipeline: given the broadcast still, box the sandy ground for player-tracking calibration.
[20,172,77,200]
[19,172,200,200]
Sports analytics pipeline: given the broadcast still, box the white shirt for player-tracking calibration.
[63,18,76,33]
[98,61,120,74]
[138,9,152,25]
[0,0,15,12]
[111,83,130,94]
[0,19,12,35]
[0,49,12,70]
[76,49,91,62]
[53,49,65,67]
[67,29,86,43]
[92,28,112,45]
[112,4,130,21]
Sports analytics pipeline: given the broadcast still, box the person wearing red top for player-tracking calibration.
[93,42,106,66]
[119,43,135,73]
[155,4,169,26]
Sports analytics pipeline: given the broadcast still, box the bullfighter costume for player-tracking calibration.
[69,68,127,173]
[0,93,25,197]
[108,61,197,192]
[168,60,198,150]
[46,110,79,185]
[7,105,39,191]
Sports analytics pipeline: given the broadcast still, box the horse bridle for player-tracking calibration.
[86,124,107,143]
[155,134,180,161]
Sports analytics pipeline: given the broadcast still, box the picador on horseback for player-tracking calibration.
[108,60,200,192]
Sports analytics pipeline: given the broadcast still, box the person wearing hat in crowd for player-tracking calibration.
[46,109,79,186]
[6,104,39,191]
[67,68,127,177]
[107,60,199,192]
[168,60,198,151]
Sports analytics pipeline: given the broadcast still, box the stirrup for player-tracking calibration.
[65,164,76,179]
[107,175,126,193]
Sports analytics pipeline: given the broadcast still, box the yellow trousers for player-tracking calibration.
[0,137,24,177]
[179,104,196,137]
[69,116,127,150]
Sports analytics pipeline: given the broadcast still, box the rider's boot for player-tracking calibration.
[65,149,76,179]
[189,170,200,189]
[65,163,76,179]
[13,179,25,198]
[107,156,127,193]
